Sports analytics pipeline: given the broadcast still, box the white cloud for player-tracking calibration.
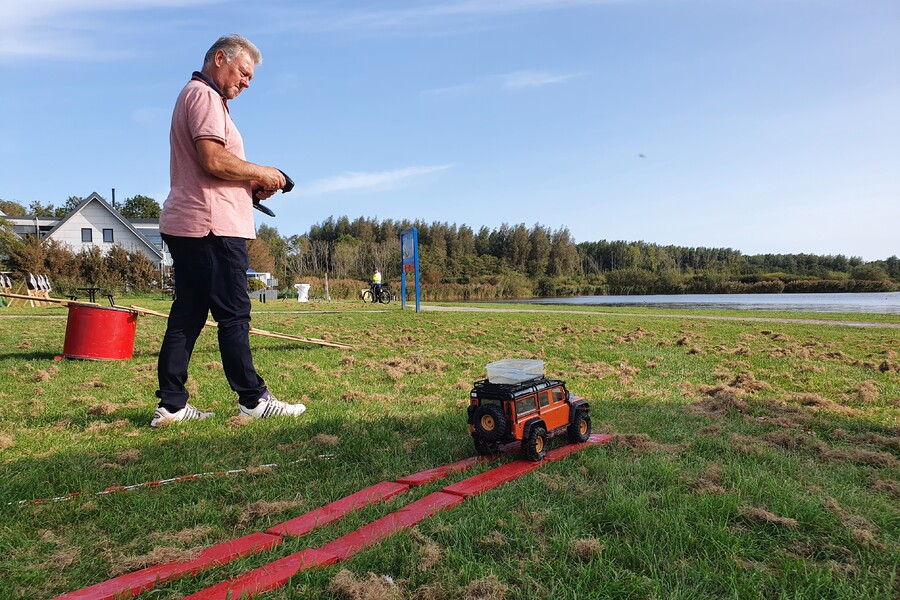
[500,70,584,89]
[0,0,217,61]
[271,0,624,33]
[3,0,623,60]
[297,165,453,196]
[0,0,215,27]
[423,70,583,96]
[421,82,478,97]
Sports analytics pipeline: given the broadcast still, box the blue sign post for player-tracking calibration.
[400,227,421,312]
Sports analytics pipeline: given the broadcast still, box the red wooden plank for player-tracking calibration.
[267,481,409,537]
[399,491,464,520]
[265,506,338,538]
[395,456,481,486]
[326,481,409,514]
[54,532,282,600]
[319,492,463,561]
[442,461,541,498]
[443,435,611,497]
[183,548,338,600]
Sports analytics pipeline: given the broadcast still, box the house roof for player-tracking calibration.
[46,192,163,260]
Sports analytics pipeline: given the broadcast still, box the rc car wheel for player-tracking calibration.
[523,425,548,461]
[362,290,374,303]
[473,437,500,456]
[567,409,592,444]
[472,404,507,442]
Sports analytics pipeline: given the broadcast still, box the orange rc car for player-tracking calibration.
[467,376,591,461]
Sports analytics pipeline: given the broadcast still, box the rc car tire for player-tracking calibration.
[472,404,507,442]
[567,409,592,444]
[523,425,548,461]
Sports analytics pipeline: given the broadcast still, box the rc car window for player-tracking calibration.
[552,388,565,403]
[538,391,550,408]
[516,395,537,416]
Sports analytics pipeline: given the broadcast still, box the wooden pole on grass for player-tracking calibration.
[0,292,353,350]
[0,291,100,308]
[128,305,353,350]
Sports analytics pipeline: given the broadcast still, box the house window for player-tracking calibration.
[103,229,114,243]
[81,228,92,242]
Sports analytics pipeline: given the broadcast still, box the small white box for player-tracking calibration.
[486,359,544,384]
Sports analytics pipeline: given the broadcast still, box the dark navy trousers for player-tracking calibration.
[156,233,265,410]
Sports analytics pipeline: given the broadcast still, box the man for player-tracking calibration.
[371,268,383,301]
[152,34,305,427]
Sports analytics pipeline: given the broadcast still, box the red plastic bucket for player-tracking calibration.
[63,304,138,360]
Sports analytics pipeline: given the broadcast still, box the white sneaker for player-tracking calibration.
[150,403,215,428]
[239,391,306,419]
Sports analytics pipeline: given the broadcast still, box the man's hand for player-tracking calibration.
[252,185,277,200]
[254,167,286,192]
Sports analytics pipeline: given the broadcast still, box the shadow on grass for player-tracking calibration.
[0,410,481,504]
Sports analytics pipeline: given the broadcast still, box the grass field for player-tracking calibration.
[0,298,897,599]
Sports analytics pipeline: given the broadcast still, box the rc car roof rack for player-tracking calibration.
[471,377,566,400]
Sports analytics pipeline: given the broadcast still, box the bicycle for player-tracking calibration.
[362,283,392,304]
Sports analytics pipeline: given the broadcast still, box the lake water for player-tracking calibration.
[507,292,900,315]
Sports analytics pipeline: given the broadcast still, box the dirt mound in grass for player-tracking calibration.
[329,569,403,600]
[572,361,618,379]
[823,497,883,548]
[237,498,306,526]
[817,446,897,468]
[789,393,861,416]
[729,371,769,393]
[570,538,604,561]
[832,429,900,450]
[737,506,797,528]
[609,433,686,454]
[685,389,747,417]
[755,428,897,468]
[870,478,900,499]
[683,462,726,495]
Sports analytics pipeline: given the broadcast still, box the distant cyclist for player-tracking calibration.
[364,268,391,304]
[372,268,382,295]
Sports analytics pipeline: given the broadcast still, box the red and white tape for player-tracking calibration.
[10,454,335,507]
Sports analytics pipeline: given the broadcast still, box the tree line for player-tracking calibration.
[253,216,900,298]
[2,194,897,298]
[0,196,160,219]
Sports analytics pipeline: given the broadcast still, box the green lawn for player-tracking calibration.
[0,298,897,599]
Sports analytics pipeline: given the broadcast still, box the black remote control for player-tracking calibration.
[253,170,294,217]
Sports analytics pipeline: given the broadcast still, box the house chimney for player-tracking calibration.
[112,188,116,209]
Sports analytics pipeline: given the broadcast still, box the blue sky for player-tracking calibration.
[1,0,897,261]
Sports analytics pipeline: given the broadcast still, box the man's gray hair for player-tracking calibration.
[203,34,262,69]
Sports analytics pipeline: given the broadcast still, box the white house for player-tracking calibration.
[4,192,165,266]
[246,269,278,288]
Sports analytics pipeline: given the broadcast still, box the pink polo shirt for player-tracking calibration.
[159,75,256,239]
